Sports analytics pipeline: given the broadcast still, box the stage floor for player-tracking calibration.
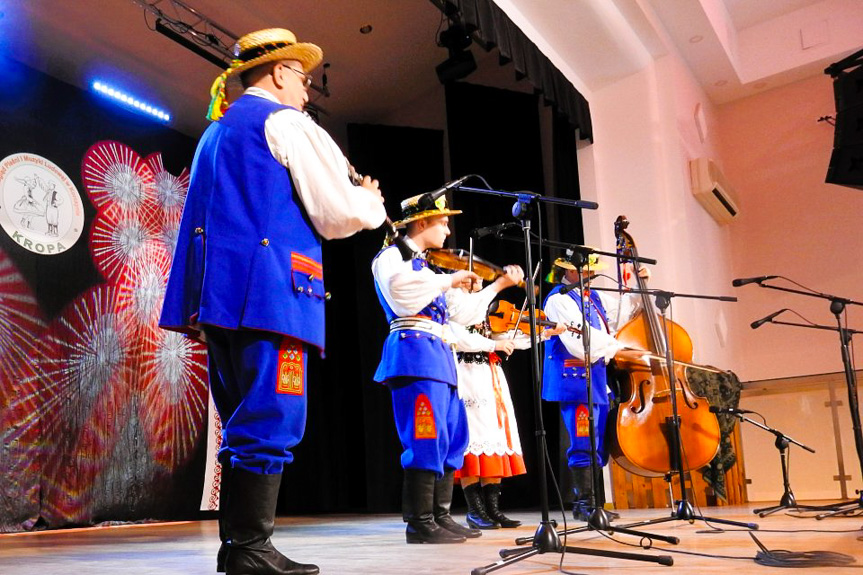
[1,504,860,574]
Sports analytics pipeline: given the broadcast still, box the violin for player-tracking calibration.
[425,248,533,291]
[607,216,721,477]
[488,300,580,336]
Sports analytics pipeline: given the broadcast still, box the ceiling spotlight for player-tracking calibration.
[359,24,373,34]
[436,22,476,84]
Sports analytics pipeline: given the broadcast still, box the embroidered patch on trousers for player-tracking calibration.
[414,394,437,439]
[575,404,590,437]
[276,338,304,395]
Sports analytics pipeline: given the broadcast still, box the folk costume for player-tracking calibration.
[450,320,529,529]
[542,255,639,521]
[160,28,386,575]
[372,194,500,544]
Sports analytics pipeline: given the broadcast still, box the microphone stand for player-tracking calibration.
[742,280,863,517]
[721,411,819,517]
[453,185,672,574]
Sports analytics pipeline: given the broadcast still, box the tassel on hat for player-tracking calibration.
[206,71,229,122]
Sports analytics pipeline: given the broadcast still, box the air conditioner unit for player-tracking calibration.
[689,157,739,224]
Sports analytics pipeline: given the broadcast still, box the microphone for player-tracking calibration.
[750,308,787,330]
[709,406,753,415]
[732,275,778,287]
[471,221,519,239]
[417,176,470,211]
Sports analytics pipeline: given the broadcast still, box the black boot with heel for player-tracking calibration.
[463,482,499,529]
[482,483,521,528]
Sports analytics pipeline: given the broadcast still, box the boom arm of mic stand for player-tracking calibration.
[754,281,863,307]
[729,412,815,453]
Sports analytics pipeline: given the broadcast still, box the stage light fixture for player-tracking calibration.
[92,81,171,123]
[436,22,476,84]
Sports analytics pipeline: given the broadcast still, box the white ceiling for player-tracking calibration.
[3,0,860,138]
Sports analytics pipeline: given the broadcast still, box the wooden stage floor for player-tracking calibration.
[1,504,861,574]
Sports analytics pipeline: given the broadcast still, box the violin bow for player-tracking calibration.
[509,262,543,341]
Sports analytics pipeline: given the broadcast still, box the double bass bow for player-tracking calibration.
[608,216,721,477]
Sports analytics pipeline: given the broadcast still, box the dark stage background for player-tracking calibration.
[0,57,584,531]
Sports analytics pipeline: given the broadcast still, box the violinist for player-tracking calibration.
[451,292,566,530]
[541,253,647,521]
[371,193,522,544]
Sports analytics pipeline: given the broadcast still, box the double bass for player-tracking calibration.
[608,216,721,477]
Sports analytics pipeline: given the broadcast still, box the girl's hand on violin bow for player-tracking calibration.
[492,265,524,291]
[494,339,516,356]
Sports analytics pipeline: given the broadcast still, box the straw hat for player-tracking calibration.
[207,28,323,121]
[552,252,607,272]
[392,193,462,228]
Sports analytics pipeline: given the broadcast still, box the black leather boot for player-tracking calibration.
[482,483,521,528]
[463,482,499,529]
[433,471,481,538]
[570,466,594,522]
[403,469,466,544]
[216,463,233,573]
[223,468,319,575]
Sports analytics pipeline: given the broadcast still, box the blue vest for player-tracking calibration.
[373,247,458,386]
[160,94,327,350]
[542,284,611,404]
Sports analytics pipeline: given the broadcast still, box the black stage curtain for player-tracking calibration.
[434,0,593,141]
[446,81,570,511]
[279,124,445,514]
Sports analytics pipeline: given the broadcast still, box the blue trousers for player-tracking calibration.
[561,401,610,468]
[204,326,308,474]
[388,377,468,478]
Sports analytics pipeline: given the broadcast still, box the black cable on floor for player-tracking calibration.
[749,532,857,568]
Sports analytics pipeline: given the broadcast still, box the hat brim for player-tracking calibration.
[226,42,324,79]
[394,209,462,229]
[553,257,608,272]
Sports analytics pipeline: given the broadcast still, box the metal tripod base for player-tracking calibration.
[801,491,863,519]
[514,507,680,546]
[620,499,759,531]
[471,520,673,575]
[752,489,823,517]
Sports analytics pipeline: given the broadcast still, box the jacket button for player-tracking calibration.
[261,238,270,246]
[297,286,304,293]
[308,274,315,282]
[194,227,203,235]
[324,292,332,300]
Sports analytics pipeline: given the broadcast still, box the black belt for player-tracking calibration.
[457,352,489,365]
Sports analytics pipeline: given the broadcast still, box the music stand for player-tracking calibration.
[454,185,673,574]
[739,278,863,518]
[724,411,819,517]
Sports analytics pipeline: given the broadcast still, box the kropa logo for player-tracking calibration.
[0,153,84,255]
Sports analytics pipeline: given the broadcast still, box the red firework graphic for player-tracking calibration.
[138,325,208,471]
[145,152,190,216]
[0,251,48,531]
[38,284,136,524]
[117,242,172,328]
[89,202,158,284]
[81,141,155,212]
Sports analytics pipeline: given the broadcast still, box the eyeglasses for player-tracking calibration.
[281,64,312,88]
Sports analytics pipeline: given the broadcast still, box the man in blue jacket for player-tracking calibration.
[160,28,386,575]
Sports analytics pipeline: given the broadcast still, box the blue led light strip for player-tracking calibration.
[92,81,171,123]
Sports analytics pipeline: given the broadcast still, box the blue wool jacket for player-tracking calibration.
[373,247,459,386]
[160,94,327,350]
[542,284,612,405]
